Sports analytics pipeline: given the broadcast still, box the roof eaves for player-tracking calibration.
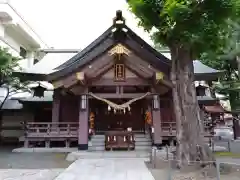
[47,36,115,81]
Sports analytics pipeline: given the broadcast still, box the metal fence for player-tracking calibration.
[149,147,240,180]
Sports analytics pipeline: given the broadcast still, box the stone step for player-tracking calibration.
[91,138,105,142]
[91,135,105,139]
[135,141,152,146]
[134,134,150,138]
[92,142,105,146]
[66,151,151,161]
[135,146,152,151]
[134,138,151,142]
[89,146,152,151]
[88,146,105,151]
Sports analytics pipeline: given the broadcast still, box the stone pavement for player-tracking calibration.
[0,168,63,180]
[55,158,155,180]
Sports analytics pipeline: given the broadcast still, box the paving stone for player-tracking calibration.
[0,168,63,180]
[55,158,155,180]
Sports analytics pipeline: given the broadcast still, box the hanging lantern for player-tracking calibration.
[31,84,47,97]
[80,95,87,110]
[153,95,160,109]
[108,105,111,111]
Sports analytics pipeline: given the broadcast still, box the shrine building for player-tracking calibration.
[3,10,230,151]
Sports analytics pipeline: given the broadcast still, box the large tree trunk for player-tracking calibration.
[170,45,215,169]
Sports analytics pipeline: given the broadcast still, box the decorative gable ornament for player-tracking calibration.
[108,44,131,56]
[156,72,164,80]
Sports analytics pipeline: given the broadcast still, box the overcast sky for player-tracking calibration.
[10,0,153,49]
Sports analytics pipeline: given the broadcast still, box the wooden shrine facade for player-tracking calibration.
[18,11,220,150]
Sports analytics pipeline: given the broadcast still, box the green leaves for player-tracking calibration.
[0,47,22,88]
[127,0,239,57]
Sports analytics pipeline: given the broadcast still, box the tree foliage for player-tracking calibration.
[200,19,240,110]
[128,0,238,57]
[0,47,30,109]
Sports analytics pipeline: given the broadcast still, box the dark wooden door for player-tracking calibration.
[94,100,145,132]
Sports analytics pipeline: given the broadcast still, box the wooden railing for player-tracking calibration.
[161,122,176,136]
[161,121,213,137]
[22,122,79,138]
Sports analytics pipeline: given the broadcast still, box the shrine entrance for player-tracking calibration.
[90,99,146,134]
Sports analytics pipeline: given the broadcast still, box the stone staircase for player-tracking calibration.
[89,135,105,151]
[88,133,152,151]
[134,133,152,151]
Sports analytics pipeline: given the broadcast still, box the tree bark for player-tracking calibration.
[170,45,215,169]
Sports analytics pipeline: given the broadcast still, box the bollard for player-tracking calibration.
[212,140,215,152]
[166,145,169,160]
[168,154,172,180]
[150,147,153,164]
[153,146,157,168]
[216,162,221,180]
[228,140,231,152]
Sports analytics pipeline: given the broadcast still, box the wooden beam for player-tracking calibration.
[124,64,149,79]
[88,93,154,99]
[52,72,86,89]
[83,54,113,77]
[154,72,173,88]
[124,60,153,78]
[87,63,114,85]
[124,54,156,75]
[91,77,150,86]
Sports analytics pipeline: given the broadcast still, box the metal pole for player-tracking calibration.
[168,154,172,180]
[166,145,169,160]
[228,140,231,152]
[153,146,157,168]
[150,147,153,163]
[212,138,215,152]
[216,162,221,180]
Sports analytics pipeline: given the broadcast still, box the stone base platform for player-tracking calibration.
[12,147,77,153]
[66,151,151,161]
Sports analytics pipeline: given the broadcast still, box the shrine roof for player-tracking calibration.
[1,99,23,110]
[193,60,222,81]
[18,90,53,102]
[15,11,222,82]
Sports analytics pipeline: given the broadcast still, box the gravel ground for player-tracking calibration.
[146,156,240,180]
[0,146,71,169]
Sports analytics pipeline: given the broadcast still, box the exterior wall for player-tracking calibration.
[60,95,79,122]
[160,98,175,124]
[1,111,34,142]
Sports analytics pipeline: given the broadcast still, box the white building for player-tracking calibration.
[0,1,48,68]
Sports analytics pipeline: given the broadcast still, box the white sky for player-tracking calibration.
[10,0,153,49]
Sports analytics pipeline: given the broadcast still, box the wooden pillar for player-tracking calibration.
[151,94,162,146]
[78,90,89,150]
[52,92,60,123]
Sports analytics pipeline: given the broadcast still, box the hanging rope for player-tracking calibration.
[88,92,151,113]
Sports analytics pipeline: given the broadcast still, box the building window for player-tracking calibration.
[20,47,27,58]
[114,64,125,81]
